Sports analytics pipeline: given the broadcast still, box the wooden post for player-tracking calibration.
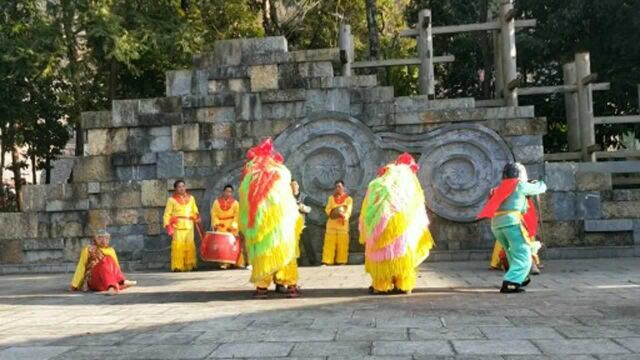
[500,0,518,106]
[575,52,596,162]
[417,9,435,96]
[492,11,503,100]
[339,23,352,76]
[563,62,580,151]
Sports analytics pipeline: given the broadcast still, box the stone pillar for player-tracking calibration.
[500,0,518,106]
[563,62,581,151]
[492,11,504,100]
[417,9,435,97]
[575,52,595,162]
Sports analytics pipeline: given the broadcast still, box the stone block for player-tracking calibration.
[23,238,64,251]
[138,97,181,114]
[584,232,632,246]
[0,213,38,239]
[331,75,377,88]
[634,220,640,245]
[149,136,172,153]
[50,212,85,238]
[193,107,236,123]
[602,201,640,218]
[584,219,634,232]
[0,240,23,264]
[141,180,168,207]
[394,96,475,112]
[350,87,395,104]
[611,189,640,201]
[304,89,351,113]
[288,48,341,63]
[249,64,279,91]
[228,78,248,92]
[452,340,540,355]
[73,156,113,182]
[576,171,612,191]
[513,145,544,164]
[110,234,144,260]
[235,94,262,121]
[112,99,138,127]
[21,185,47,212]
[114,165,156,181]
[112,209,140,225]
[533,339,630,355]
[373,341,454,356]
[45,199,90,212]
[157,152,185,178]
[543,221,579,247]
[259,89,306,103]
[524,163,544,181]
[87,209,110,233]
[200,123,233,143]
[261,102,306,120]
[205,65,249,80]
[87,182,100,194]
[166,70,192,97]
[212,36,288,66]
[182,93,236,109]
[45,183,88,201]
[297,61,333,78]
[85,129,108,156]
[81,111,111,129]
[545,162,577,191]
[23,249,64,263]
[137,113,183,127]
[172,124,200,151]
[112,153,157,166]
[549,191,577,221]
[575,192,602,219]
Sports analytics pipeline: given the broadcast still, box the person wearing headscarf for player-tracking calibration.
[69,229,136,295]
[477,163,547,293]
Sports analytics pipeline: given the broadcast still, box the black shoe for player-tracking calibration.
[275,284,287,294]
[500,281,525,293]
[521,277,531,287]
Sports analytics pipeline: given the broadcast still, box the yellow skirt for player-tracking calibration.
[171,228,197,271]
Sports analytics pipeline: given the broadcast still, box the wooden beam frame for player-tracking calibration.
[400,19,536,37]
[351,56,455,69]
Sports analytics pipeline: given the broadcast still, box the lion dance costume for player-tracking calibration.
[239,139,301,298]
[359,153,435,294]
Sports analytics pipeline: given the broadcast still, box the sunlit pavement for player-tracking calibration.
[0,258,639,359]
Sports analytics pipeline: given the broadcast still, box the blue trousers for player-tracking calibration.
[491,224,531,284]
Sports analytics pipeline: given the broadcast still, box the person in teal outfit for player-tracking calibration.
[479,163,547,293]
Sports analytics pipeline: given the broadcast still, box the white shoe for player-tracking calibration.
[246,265,252,270]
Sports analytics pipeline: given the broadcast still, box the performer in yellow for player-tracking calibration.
[211,184,245,269]
[359,153,435,295]
[69,229,136,295]
[322,180,353,265]
[163,179,200,272]
[239,139,300,299]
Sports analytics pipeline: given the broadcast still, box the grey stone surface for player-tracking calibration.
[210,342,292,358]
[576,172,612,191]
[293,342,371,357]
[452,340,540,355]
[479,326,563,340]
[156,152,185,179]
[545,163,578,191]
[575,192,602,219]
[584,219,634,232]
[550,192,577,221]
[73,156,113,182]
[533,339,630,354]
[80,110,112,129]
[166,70,192,97]
[373,341,453,356]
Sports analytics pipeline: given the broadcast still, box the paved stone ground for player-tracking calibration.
[0,258,639,360]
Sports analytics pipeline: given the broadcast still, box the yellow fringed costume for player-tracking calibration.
[163,194,199,271]
[359,153,435,293]
[322,194,352,265]
[239,139,299,296]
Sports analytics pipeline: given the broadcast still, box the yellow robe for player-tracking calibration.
[163,195,199,271]
[322,195,352,265]
[257,214,304,288]
[70,246,120,290]
[211,198,245,267]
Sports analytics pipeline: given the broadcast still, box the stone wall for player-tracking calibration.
[1,36,638,273]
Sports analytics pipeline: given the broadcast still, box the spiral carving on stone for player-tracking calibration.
[274,112,384,223]
[417,124,514,222]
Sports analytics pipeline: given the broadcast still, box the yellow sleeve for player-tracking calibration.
[358,197,368,245]
[70,247,89,289]
[163,198,173,227]
[232,201,240,230]
[104,247,121,269]
[325,196,334,216]
[344,197,353,220]
[191,196,199,217]
[211,201,221,228]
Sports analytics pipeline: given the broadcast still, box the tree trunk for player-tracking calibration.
[479,0,492,99]
[60,0,84,157]
[45,156,51,184]
[108,59,118,104]
[11,145,22,211]
[0,127,4,180]
[30,152,37,185]
[365,0,385,82]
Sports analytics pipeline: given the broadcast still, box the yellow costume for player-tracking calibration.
[70,246,120,290]
[163,194,199,271]
[211,197,245,267]
[323,194,352,264]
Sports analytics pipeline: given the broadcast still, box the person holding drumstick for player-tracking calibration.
[163,180,200,272]
[322,180,353,266]
[211,184,245,269]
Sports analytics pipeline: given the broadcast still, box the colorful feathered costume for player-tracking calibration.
[239,139,300,294]
[359,153,435,294]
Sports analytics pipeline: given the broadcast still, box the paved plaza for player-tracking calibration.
[0,258,639,359]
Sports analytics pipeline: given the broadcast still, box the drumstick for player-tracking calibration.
[195,221,205,241]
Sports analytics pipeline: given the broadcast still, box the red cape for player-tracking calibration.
[477,179,538,237]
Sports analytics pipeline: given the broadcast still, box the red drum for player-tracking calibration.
[201,231,241,264]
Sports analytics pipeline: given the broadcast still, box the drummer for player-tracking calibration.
[211,184,245,269]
